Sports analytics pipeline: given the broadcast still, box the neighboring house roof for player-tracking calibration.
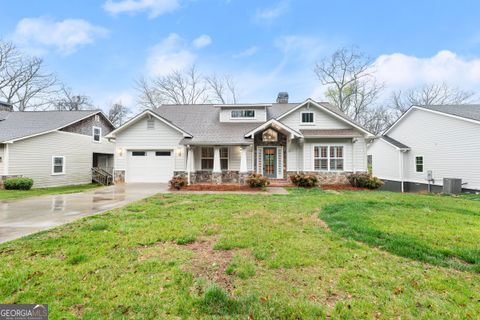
[385,104,480,136]
[300,129,361,138]
[419,104,480,122]
[0,110,105,143]
[380,135,410,150]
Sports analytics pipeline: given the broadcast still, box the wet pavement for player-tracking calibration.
[0,183,168,244]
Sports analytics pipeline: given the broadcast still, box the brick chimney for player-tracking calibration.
[276,92,289,104]
[0,102,13,112]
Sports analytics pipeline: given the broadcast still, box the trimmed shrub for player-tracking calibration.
[347,172,384,189]
[169,175,187,190]
[4,177,34,190]
[245,173,269,188]
[289,173,318,188]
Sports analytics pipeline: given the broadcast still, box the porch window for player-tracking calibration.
[201,147,228,170]
[220,147,229,170]
[201,147,214,170]
[314,146,344,171]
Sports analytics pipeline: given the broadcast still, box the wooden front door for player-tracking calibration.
[263,147,277,178]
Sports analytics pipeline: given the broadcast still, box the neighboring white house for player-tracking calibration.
[0,102,115,188]
[368,104,480,192]
[107,94,373,184]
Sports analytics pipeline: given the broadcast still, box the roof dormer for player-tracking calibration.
[216,104,269,123]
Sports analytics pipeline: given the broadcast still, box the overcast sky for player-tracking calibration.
[2,0,480,111]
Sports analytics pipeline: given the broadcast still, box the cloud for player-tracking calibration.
[233,46,259,58]
[103,0,181,18]
[254,1,289,23]
[12,17,108,54]
[373,50,480,91]
[192,35,212,49]
[146,33,196,76]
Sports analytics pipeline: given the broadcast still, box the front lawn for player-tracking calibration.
[0,183,101,201]
[1,189,479,319]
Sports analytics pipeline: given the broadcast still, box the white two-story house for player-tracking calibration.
[107,93,373,184]
[368,104,480,193]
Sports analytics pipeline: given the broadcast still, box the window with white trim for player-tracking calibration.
[301,112,314,124]
[52,156,65,175]
[93,126,101,142]
[415,156,424,173]
[314,146,344,171]
[231,110,255,118]
[201,147,228,170]
[220,147,229,170]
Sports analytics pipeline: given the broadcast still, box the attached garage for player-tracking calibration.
[126,150,174,183]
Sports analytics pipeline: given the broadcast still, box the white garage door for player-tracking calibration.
[126,150,174,183]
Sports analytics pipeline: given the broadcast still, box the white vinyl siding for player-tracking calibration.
[281,105,350,131]
[0,144,4,175]
[7,131,114,188]
[372,108,480,190]
[368,139,401,181]
[287,139,304,172]
[114,116,185,172]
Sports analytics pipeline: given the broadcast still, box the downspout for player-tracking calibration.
[186,145,191,185]
[399,150,404,193]
[4,143,10,175]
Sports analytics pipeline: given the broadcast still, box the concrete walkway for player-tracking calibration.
[0,183,168,244]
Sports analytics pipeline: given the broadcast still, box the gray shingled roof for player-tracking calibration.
[381,135,410,149]
[152,101,363,144]
[0,110,101,143]
[419,104,480,122]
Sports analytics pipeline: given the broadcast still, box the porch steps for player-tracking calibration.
[268,179,294,187]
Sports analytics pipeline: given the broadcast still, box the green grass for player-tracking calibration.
[0,183,101,200]
[1,189,480,319]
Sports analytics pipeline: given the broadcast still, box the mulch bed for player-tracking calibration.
[178,183,263,192]
[320,184,369,191]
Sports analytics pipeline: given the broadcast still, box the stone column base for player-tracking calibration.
[114,170,125,183]
[212,172,222,184]
[239,172,251,185]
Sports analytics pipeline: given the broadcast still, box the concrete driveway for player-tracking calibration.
[0,183,168,244]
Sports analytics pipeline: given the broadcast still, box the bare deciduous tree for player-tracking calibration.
[107,102,130,127]
[315,46,387,135]
[315,46,383,121]
[136,66,209,108]
[0,39,58,111]
[53,85,94,111]
[390,82,475,116]
[136,65,240,108]
[205,73,237,104]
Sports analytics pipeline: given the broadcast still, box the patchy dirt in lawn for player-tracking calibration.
[302,208,331,232]
[137,237,237,291]
[320,184,369,191]
[181,237,236,291]
[177,184,263,192]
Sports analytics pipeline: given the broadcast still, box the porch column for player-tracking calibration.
[186,146,195,185]
[240,146,248,173]
[213,146,221,173]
